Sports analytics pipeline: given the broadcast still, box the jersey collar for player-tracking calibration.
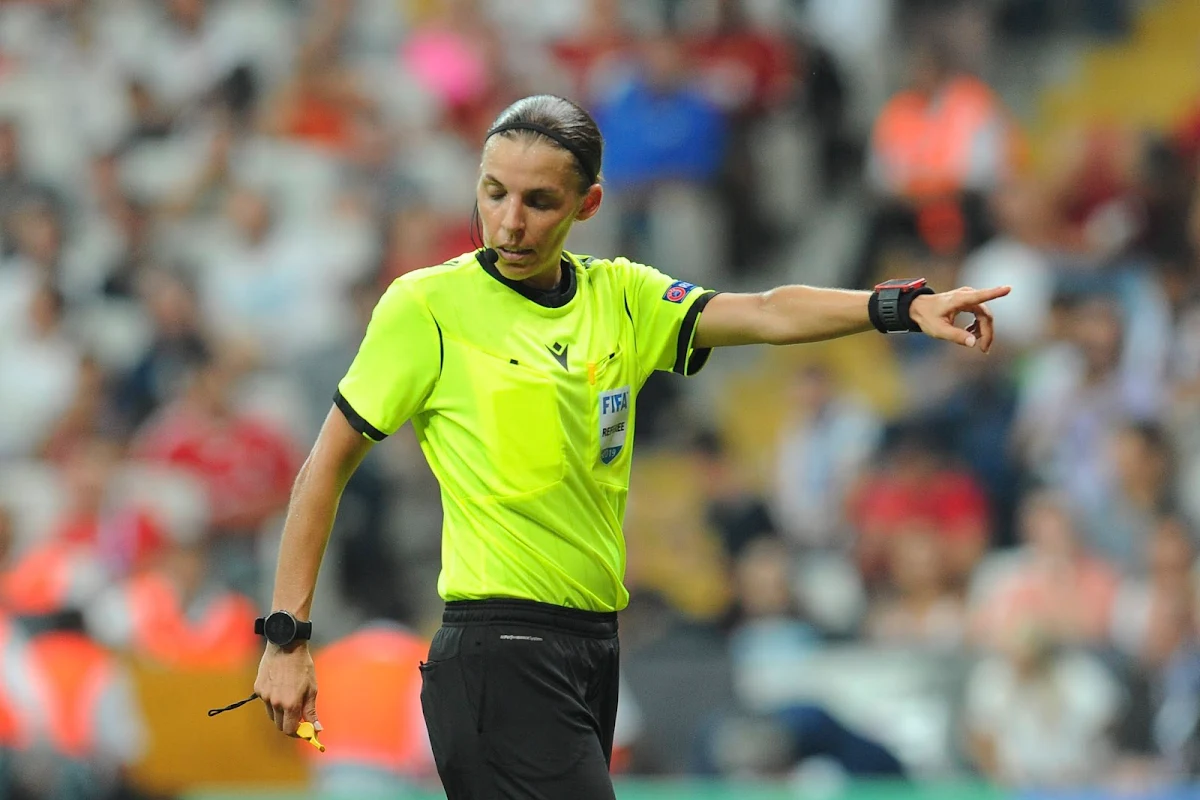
[476,249,577,309]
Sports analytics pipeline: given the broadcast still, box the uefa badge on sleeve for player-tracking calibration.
[598,386,631,464]
[663,280,698,304]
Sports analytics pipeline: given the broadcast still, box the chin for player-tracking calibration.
[496,261,535,280]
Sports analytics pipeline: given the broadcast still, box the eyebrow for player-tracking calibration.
[482,174,562,197]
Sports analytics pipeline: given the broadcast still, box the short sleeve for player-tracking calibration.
[335,279,441,440]
[618,259,717,377]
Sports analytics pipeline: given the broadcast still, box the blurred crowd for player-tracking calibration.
[0,0,1194,798]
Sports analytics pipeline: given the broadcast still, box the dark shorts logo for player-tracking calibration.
[663,281,698,304]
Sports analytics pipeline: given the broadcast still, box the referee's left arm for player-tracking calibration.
[693,284,1011,352]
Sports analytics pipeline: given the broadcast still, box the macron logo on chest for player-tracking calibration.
[547,341,569,371]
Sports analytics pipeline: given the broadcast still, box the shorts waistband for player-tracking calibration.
[443,599,618,639]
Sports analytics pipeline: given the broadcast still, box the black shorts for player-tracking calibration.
[419,599,620,800]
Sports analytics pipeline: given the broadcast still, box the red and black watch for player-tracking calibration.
[868,278,934,334]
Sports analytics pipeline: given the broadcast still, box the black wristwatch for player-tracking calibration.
[868,278,934,334]
[255,610,313,647]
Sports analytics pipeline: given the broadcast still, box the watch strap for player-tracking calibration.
[254,613,313,644]
[869,279,933,334]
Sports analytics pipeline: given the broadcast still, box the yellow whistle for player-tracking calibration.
[296,721,325,752]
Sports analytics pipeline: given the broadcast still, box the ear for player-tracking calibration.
[575,184,603,222]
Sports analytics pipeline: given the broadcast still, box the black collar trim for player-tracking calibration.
[476,250,577,308]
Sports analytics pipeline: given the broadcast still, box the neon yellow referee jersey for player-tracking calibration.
[335,250,716,612]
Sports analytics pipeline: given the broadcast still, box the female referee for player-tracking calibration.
[253,94,1009,799]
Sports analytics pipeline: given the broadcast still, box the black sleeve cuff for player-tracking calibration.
[333,391,387,442]
[673,291,718,376]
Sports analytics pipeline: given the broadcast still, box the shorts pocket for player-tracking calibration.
[419,626,485,777]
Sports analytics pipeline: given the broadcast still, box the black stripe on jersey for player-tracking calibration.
[334,391,387,442]
[434,316,444,376]
[673,291,718,376]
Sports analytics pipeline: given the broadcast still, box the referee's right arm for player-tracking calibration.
[271,408,374,625]
[255,276,440,737]
[255,408,373,736]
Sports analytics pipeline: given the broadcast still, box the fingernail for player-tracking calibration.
[966,335,977,347]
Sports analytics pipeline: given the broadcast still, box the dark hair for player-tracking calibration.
[485,95,604,193]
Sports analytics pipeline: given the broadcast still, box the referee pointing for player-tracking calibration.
[253,94,1009,799]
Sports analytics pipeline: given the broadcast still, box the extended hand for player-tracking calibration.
[909,285,1011,353]
[253,643,322,737]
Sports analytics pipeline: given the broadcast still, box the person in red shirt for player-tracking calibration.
[47,437,167,576]
[131,352,299,537]
[131,350,300,595]
[551,0,637,104]
[850,426,990,591]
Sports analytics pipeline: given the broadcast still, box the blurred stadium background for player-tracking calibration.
[1,0,1200,798]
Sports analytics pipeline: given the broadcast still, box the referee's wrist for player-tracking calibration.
[868,279,933,334]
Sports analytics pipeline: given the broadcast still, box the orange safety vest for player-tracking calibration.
[0,540,85,616]
[310,626,430,774]
[871,75,1012,200]
[126,572,259,670]
[25,632,114,759]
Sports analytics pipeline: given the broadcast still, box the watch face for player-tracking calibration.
[264,612,297,645]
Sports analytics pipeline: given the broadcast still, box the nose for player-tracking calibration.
[500,196,525,241]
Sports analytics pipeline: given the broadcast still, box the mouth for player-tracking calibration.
[496,246,535,263]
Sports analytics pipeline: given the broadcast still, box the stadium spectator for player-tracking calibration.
[773,363,882,551]
[40,436,166,578]
[957,179,1057,350]
[1085,421,1179,573]
[593,33,727,193]
[304,617,434,794]
[724,537,822,675]
[963,621,1125,787]
[259,37,373,155]
[1111,516,1199,669]
[0,283,82,459]
[691,429,777,560]
[14,622,146,800]
[855,34,1018,286]
[687,0,800,267]
[131,348,299,594]
[865,524,967,650]
[194,185,356,367]
[114,270,210,434]
[849,424,989,590]
[0,118,61,259]
[592,31,728,266]
[1015,295,1163,519]
[972,490,1120,651]
[550,0,636,104]
[85,540,258,670]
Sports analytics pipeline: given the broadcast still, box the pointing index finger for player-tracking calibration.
[964,285,1011,304]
